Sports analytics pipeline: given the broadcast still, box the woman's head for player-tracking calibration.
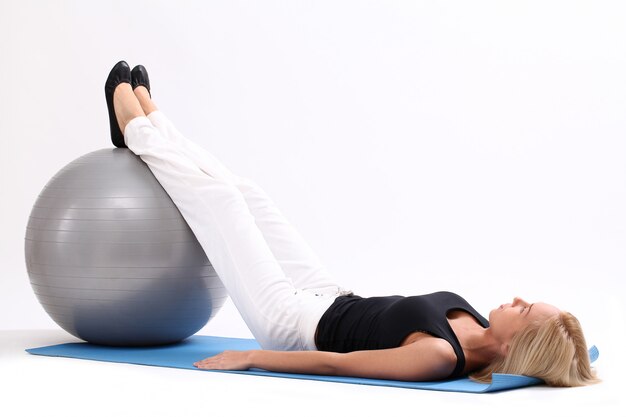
[472,297,600,387]
[488,297,560,355]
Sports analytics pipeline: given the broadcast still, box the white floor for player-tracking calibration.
[0,329,622,417]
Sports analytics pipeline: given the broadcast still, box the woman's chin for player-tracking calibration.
[488,308,498,322]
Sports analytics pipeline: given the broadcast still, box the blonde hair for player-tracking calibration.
[471,312,600,387]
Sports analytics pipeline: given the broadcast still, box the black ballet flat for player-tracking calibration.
[104,60,132,148]
[131,65,151,97]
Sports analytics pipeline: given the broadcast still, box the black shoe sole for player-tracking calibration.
[105,60,132,148]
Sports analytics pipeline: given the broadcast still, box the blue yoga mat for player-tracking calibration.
[26,335,599,393]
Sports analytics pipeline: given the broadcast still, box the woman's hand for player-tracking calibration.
[193,350,253,371]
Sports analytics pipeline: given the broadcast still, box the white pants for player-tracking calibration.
[123,111,352,351]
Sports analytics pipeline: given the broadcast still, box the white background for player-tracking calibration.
[1,1,624,416]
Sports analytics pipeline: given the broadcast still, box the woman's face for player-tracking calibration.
[488,296,561,349]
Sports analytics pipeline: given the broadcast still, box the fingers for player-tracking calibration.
[193,354,219,369]
[193,351,242,370]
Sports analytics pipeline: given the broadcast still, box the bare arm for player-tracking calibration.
[194,338,456,382]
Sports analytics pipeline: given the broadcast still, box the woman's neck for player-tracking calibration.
[450,318,502,372]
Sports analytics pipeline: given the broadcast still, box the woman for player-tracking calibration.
[105,60,599,387]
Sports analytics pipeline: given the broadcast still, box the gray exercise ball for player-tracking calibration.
[24,148,228,346]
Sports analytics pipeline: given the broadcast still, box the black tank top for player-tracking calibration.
[314,291,489,379]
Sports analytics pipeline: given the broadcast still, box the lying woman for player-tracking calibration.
[104,60,599,387]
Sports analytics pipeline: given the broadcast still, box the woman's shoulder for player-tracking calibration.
[401,334,458,378]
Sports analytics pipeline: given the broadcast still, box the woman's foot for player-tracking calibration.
[133,85,158,116]
[104,61,132,147]
[113,83,146,140]
[131,64,158,116]
[131,65,150,95]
